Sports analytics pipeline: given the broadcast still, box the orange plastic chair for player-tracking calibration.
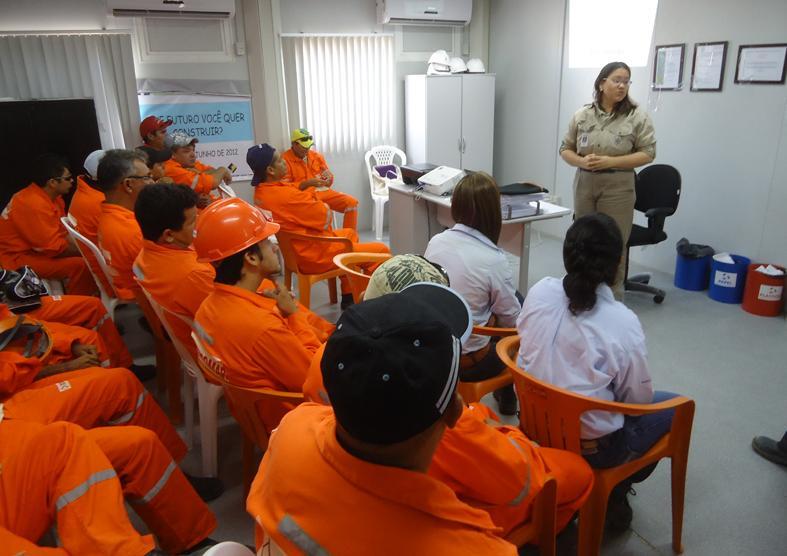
[275,230,352,309]
[505,474,557,555]
[456,325,517,404]
[192,332,304,495]
[333,252,393,303]
[132,288,183,425]
[497,336,695,556]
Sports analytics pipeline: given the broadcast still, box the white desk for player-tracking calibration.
[387,182,572,291]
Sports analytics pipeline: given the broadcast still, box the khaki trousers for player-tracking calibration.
[573,169,635,299]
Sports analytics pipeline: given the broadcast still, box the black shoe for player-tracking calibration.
[606,486,634,533]
[340,293,354,310]
[493,384,517,416]
[752,435,787,466]
[185,473,224,502]
[130,364,156,382]
[180,537,218,555]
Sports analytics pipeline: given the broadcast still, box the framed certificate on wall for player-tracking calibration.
[653,44,685,90]
[735,44,787,84]
[691,41,728,92]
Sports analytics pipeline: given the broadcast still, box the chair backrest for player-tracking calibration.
[134,277,201,380]
[333,252,392,302]
[364,145,407,196]
[60,216,119,303]
[634,164,681,214]
[191,331,304,450]
[276,229,353,276]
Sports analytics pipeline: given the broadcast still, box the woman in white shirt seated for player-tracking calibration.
[516,212,677,532]
[425,172,521,415]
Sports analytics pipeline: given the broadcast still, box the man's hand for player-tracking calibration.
[585,154,615,171]
[156,176,174,185]
[72,343,99,359]
[263,284,299,317]
[219,167,233,184]
[197,194,212,209]
[299,178,324,190]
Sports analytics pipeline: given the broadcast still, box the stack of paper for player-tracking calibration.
[755,264,784,276]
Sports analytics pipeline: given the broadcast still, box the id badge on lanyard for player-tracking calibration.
[579,133,590,148]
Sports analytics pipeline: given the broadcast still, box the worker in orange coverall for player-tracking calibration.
[282,128,359,230]
[163,131,232,202]
[0,154,95,295]
[249,143,389,309]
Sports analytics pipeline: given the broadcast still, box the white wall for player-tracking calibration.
[491,0,787,276]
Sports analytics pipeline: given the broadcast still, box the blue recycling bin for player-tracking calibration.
[708,254,751,303]
[674,253,711,291]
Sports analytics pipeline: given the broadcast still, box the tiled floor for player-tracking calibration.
[121,230,787,555]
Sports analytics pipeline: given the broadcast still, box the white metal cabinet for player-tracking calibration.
[405,74,495,174]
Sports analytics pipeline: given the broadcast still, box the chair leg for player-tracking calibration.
[242,434,256,498]
[196,378,222,477]
[328,277,338,305]
[671,456,688,553]
[374,198,384,241]
[167,350,184,426]
[183,372,195,448]
[577,483,610,556]
[298,275,312,309]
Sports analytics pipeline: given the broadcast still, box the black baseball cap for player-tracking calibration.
[322,282,472,445]
[247,143,276,187]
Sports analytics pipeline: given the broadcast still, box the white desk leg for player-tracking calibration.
[518,222,531,292]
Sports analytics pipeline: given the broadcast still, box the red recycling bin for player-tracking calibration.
[742,263,785,317]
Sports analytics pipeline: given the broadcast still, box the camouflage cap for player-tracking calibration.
[364,254,450,300]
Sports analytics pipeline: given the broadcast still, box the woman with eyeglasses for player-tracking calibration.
[559,61,656,299]
[424,172,521,415]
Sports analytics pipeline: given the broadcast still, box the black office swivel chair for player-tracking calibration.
[624,164,682,304]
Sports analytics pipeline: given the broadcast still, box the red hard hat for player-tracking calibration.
[193,198,280,262]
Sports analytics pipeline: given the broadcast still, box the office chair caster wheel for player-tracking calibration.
[654,295,664,304]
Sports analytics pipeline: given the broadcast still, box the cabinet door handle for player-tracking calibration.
[458,138,462,152]
[461,138,466,153]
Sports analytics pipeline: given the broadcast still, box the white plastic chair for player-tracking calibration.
[60,216,131,319]
[364,145,407,240]
[135,279,224,477]
[203,541,256,556]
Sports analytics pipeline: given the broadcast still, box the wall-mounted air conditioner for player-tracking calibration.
[108,0,235,19]
[377,0,472,26]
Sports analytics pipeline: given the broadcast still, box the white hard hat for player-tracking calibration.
[466,58,486,73]
[428,49,450,66]
[83,150,106,181]
[449,57,468,73]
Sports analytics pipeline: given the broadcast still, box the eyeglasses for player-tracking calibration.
[51,175,74,182]
[604,78,632,86]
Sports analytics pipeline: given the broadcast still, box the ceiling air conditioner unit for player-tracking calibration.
[108,0,235,19]
[377,0,472,26]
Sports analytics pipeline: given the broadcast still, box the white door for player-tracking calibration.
[460,74,495,174]
[425,76,462,168]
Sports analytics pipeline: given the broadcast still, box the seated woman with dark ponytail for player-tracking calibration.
[515,213,677,532]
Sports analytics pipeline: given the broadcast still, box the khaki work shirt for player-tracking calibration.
[560,103,656,159]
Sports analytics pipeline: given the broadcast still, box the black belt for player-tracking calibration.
[580,168,633,174]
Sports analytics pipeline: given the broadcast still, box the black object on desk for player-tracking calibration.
[400,163,439,185]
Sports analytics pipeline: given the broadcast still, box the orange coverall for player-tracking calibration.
[194,283,322,431]
[254,180,388,294]
[134,241,333,361]
[0,184,95,295]
[281,148,359,230]
[68,176,104,245]
[247,403,518,555]
[303,344,594,536]
[163,159,218,196]
[68,176,115,294]
[0,352,187,463]
[97,203,143,300]
[0,419,155,555]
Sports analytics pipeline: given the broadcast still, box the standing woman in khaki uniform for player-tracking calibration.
[560,61,656,298]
